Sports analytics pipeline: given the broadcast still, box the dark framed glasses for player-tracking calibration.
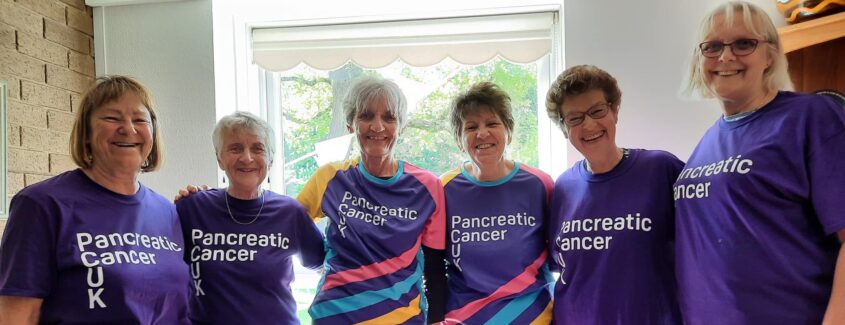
[698,39,767,58]
[560,103,612,127]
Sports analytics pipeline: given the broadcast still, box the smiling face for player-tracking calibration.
[701,13,772,105]
[87,92,154,173]
[348,94,399,161]
[217,128,269,194]
[559,89,618,160]
[459,107,510,167]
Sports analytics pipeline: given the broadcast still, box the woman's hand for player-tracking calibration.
[173,184,209,202]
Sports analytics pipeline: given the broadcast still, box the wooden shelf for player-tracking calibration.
[778,11,845,53]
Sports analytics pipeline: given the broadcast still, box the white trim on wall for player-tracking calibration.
[86,0,184,7]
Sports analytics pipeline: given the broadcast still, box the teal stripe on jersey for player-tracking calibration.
[414,249,428,322]
[315,242,337,298]
[460,161,520,187]
[541,263,554,284]
[484,287,544,325]
[310,261,423,319]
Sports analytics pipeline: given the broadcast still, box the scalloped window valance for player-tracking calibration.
[251,12,555,71]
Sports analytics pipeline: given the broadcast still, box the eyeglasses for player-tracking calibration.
[560,103,612,127]
[698,39,767,58]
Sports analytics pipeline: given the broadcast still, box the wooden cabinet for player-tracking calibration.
[778,11,845,92]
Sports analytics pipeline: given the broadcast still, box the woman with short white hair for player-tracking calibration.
[177,111,325,324]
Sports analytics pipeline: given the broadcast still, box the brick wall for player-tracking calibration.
[0,0,95,236]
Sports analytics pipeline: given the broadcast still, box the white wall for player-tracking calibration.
[92,0,788,190]
[92,0,218,195]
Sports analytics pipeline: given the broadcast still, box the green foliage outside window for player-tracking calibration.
[278,58,540,198]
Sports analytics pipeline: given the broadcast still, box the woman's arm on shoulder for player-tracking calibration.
[823,229,845,325]
[0,296,42,325]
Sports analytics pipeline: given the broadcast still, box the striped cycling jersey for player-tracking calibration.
[297,158,446,324]
[441,162,554,325]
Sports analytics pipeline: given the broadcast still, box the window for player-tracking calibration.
[264,58,550,196]
[249,9,563,322]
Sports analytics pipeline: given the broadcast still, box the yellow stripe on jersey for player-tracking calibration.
[529,300,553,325]
[354,294,421,325]
[440,167,462,187]
[296,158,358,222]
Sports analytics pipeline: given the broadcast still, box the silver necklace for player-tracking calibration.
[225,189,265,225]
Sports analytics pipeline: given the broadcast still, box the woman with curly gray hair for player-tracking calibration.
[546,65,683,324]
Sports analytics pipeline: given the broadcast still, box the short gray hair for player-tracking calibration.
[681,1,793,98]
[212,111,275,163]
[343,76,408,132]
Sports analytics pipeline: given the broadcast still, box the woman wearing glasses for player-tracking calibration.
[545,65,683,324]
[675,2,845,324]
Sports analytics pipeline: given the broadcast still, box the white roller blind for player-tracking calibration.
[251,12,554,71]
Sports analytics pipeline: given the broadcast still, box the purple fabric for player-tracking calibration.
[0,169,190,324]
[176,188,325,325]
[549,149,683,324]
[675,91,845,324]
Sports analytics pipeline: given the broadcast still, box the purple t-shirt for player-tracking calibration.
[441,163,554,324]
[0,169,190,324]
[549,149,683,325]
[176,188,325,324]
[674,91,845,325]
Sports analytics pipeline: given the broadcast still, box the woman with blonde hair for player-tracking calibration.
[675,2,845,324]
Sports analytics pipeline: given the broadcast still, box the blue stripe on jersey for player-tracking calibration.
[541,263,554,284]
[414,249,428,323]
[358,160,405,185]
[310,259,423,319]
[314,237,337,297]
[484,287,544,325]
[460,161,521,187]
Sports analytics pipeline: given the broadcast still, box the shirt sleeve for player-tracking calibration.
[293,202,326,270]
[807,96,845,235]
[297,164,341,222]
[0,194,59,298]
[421,180,446,250]
[809,130,845,235]
[547,186,562,274]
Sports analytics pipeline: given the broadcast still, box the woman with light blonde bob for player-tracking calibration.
[674,2,845,324]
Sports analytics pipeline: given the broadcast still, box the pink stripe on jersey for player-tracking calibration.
[444,251,548,323]
[519,163,553,203]
[321,237,421,291]
[405,163,446,250]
